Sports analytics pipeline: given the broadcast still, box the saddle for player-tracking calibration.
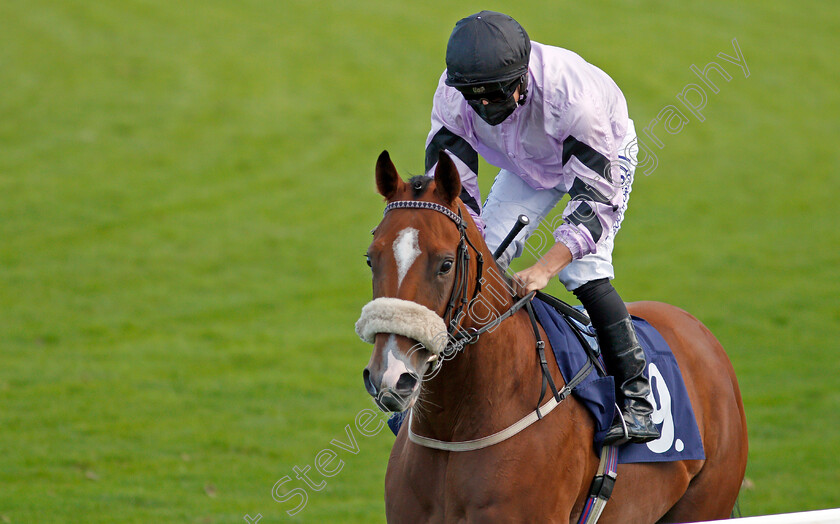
[530,293,705,464]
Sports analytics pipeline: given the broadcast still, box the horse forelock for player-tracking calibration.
[407,175,433,200]
[373,174,496,313]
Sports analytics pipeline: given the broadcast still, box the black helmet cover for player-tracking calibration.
[445,11,531,91]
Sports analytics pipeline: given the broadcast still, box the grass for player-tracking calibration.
[1,0,838,522]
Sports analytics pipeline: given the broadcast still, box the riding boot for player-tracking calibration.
[597,316,661,444]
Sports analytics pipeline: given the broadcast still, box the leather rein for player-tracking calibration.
[381,200,588,452]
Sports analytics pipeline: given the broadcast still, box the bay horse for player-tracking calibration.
[359,151,748,523]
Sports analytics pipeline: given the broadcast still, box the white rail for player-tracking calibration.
[693,508,840,524]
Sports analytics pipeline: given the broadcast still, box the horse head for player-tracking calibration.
[358,150,486,412]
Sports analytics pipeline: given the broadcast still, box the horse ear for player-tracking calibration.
[375,150,403,200]
[434,151,461,205]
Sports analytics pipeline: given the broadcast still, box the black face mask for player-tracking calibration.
[468,95,518,126]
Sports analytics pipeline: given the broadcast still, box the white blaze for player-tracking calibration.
[393,227,421,288]
[381,335,410,389]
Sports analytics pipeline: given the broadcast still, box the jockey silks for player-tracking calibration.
[425,41,632,262]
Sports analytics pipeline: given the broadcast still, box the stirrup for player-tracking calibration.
[603,404,631,445]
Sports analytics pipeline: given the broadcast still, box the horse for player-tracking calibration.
[358,150,748,523]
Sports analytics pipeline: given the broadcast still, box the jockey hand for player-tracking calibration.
[511,243,573,298]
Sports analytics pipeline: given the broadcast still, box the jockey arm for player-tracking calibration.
[515,102,628,295]
[510,242,573,297]
[552,101,627,261]
[424,75,485,231]
[423,71,628,297]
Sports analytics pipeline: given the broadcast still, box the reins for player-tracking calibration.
[380,199,572,451]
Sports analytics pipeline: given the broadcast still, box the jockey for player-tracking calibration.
[425,11,659,444]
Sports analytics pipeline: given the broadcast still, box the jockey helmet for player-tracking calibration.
[444,11,531,94]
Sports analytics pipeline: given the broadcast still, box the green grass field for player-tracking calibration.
[1,1,838,522]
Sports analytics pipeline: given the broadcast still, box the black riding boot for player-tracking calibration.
[573,278,660,445]
[597,317,661,444]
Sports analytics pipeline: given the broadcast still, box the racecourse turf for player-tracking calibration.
[1,1,838,522]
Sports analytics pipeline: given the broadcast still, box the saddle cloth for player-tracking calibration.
[530,297,705,463]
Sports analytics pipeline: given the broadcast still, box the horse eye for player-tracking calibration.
[439,259,453,274]
[365,254,372,267]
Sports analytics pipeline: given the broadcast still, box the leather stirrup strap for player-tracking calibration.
[577,444,619,524]
[535,290,590,325]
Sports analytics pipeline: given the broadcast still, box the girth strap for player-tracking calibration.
[525,300,562,418]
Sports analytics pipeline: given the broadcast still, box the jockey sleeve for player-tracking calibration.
[424,93,485,232]
[424,41,631,260]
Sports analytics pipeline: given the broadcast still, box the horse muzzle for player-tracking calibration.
[362,332,429,412]
[363,365,420,412]
[356,297,449,412]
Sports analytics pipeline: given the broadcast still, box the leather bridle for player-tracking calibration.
[382,200,485,346]
[382,200,536,354]
[378,198,588,451]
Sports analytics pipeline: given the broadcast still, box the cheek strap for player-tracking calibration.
[355,297,448,355]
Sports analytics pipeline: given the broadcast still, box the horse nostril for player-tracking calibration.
[395,372,419,394]
[363,368,378,396]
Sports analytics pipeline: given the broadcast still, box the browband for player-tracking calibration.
[384,200,462,227]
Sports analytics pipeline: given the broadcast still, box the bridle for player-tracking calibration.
[384,200,482,333]
[382,200,530,357]
[376,198,592,452]
[375,198,618,521]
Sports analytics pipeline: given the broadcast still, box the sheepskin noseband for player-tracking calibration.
[355,297,448,355]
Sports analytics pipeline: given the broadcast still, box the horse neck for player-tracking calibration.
[452,205,519,333]
[412,241,545,440]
